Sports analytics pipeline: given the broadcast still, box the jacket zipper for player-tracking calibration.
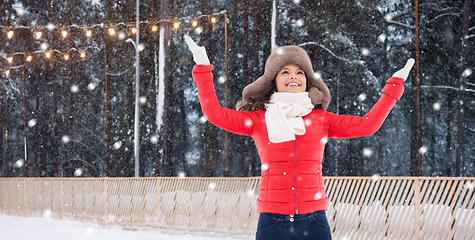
[293,140,299,214]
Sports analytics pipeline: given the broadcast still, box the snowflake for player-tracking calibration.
[118,31,126,40]
[74,168,83,177]
[247,189,254,197]
[113,141,122,150]
[357,93,367,102]
[61,135,71,144]
[295,19,304,27]
[419,146,428,155]
[43,209,52,218]
[70,84,79,93]
[244,119,253,127]
[139,96,147,104]
[361,48,370,56]
[462,68,472,77]
[40,43,49,51]
[208,182,216,190]
[384,14,393,21]
[14,159,24,168]
[372,174,380,181]
[87,83,96,91]
[218,76,226,84]
[85,227,94,235]
[313,72,322,80]
[15,7,25,16]
[304,119,312,126]
[28,119,37,128]
[314,192,323,200]
[363,148,373,157]
[194,26,203,35]
[46,23,55,31]
[261,163,269,172]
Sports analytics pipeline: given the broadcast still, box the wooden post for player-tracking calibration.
[415,0,422,176]
[225,11,229,176]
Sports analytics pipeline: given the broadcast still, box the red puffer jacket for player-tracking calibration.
[192,65,404,215]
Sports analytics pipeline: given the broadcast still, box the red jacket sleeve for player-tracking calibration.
[327,77,404,139]
[192,65,253,136]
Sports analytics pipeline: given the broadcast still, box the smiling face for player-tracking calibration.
[275,64,307,93]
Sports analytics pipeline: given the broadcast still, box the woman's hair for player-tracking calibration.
[237,80,277,111]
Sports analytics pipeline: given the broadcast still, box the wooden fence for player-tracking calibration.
[0,177,474,239]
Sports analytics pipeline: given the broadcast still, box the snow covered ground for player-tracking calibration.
[0,214,253,240]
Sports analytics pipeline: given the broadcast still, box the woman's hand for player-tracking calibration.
[392,58,415,81]
[184,35,210,65]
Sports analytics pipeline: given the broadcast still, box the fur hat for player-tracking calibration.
[238,45,331,110]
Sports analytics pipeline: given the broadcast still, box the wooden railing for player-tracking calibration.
[1,177,474,239]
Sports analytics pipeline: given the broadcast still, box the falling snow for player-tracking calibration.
[13,159,24,168]
[74,168,83,177]
[61,135,71,144]
[357,93,367,102]
[463,68,472,77]
[363,148,373,157]
[261,163,269,172]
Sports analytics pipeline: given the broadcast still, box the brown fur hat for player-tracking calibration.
[238,45,331,110]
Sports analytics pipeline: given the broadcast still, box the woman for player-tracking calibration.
[185,36,414,240]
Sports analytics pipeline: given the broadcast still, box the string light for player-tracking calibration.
[0,10,228,73]
[62,30,68,38]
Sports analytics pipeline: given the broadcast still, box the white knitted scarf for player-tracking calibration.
[265,92,314,143]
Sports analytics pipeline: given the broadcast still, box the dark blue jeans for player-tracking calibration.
[255,211,332,240]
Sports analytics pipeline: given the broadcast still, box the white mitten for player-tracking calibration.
[392,58,415,81]
[184,35,210,65]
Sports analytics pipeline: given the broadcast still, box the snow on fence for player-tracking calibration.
[0,177,474,239]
